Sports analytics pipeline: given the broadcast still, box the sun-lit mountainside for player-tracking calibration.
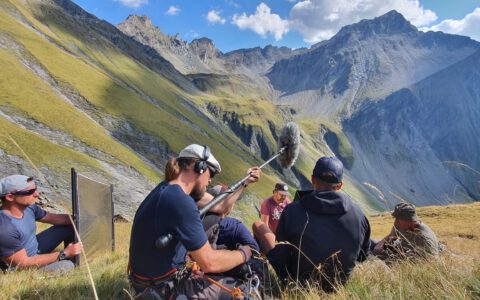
[0,0,306,217]
[0,0,478,219]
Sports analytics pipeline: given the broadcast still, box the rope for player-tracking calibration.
[186,261,244,300]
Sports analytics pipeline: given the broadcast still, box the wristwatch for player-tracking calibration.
[58,250,67,261]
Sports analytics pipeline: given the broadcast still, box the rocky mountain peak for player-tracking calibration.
[124,14,153,29]
[190,38,220,61]
[118,14,164,38]
[191,37,214,46]
[337,10,417,39]
[118,14,180,50]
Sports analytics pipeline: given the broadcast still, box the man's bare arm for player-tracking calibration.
[190,242,250,273]
[39,212,72,226]
[2,242,83,268]
[198,167,261,215]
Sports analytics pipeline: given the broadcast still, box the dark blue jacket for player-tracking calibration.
[268,190,371,289]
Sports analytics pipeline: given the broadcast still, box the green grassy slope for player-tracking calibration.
[0,0,293,206]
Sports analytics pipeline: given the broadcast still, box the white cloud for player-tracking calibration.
[421,7,480,41]
[290,0,437,44]
[115,0,147,8]
[166,6,180,16]
[232,3,290,41]
[207,10,226,25]
[225,0,240,8]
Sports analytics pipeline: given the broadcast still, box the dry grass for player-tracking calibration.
[281,202,480,300]
[1,204,479,299]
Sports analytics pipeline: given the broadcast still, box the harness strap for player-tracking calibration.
[188,261,244,300]
[130,268,178,282]
[127,258,178,283]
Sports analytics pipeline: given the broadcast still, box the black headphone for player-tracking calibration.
[194,145,210,175]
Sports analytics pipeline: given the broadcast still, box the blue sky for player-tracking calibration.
[73,0,480,53]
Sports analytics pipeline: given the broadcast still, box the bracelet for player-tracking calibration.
[57,250,66,261]
[238,247,247,263]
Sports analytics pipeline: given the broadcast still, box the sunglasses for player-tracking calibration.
[208,167,217,179]
[12,188,37,196]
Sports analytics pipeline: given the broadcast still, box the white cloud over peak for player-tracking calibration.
[115,0,147,8]
[290,0,437,44]
[207,10,226,25]
[225,0,240,8]
[232,3,290,41]
[166,6,180,16]
[421,7,480,42]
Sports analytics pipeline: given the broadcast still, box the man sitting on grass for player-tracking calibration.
[372,202,439,262]
[253,156,371,292]
[0,175,83,273]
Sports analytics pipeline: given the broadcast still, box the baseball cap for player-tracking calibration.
[0,175,32,197]
[312,157,344,184]
[274,183,289,196]
[178,144,221,175]
[392,202,418,221]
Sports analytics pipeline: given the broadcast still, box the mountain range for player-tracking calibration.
[0,0,478,218]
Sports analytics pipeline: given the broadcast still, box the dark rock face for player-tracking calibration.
[344,50,480,204]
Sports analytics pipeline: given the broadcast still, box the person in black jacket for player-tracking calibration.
[253,156,371,292]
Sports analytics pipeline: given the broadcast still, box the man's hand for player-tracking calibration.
[373,240,385,255]
[64,242,83,258]
[245,167,261,186]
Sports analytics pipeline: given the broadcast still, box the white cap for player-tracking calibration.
[0,175,31,197]
[178,144,221,174]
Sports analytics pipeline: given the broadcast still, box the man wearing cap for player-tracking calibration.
[253,156,371,291]
[260,183,291,233]
[129,144,259,299]
[0,175,83,272]
[373,202,439,261]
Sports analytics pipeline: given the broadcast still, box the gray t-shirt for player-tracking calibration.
[391,222,439,257]
[0,205,47,258]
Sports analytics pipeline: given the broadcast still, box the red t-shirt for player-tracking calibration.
[260,196,291,233]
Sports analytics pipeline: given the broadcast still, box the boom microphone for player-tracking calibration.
[155,122,301,249]
[277,122,301,168]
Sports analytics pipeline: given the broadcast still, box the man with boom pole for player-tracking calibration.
[129,122,300,299]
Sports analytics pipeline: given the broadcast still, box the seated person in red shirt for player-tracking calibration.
[260,183,291,233]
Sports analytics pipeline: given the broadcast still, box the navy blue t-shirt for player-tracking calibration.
[0,205,47,258]
[129,182,208,278]
[217,217,259,252]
